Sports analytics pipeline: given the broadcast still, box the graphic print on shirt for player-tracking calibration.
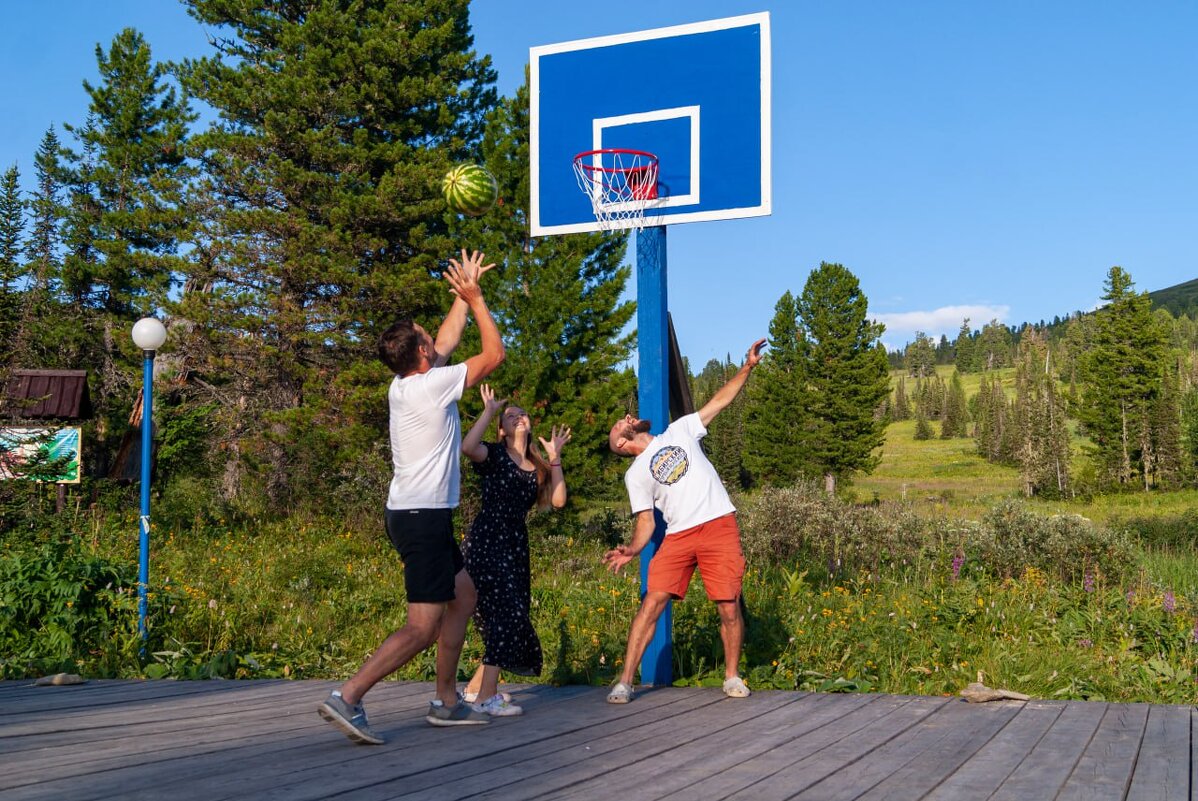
[650,445,690,485]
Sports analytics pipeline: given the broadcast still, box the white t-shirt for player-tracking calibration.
[385,363,468,510]
[623,413,736,534]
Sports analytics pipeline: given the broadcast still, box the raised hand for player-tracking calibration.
[538,424,572,463]
[479,383,506,416]
[602,545,636,574]
[444,249,496,302]
[745,338,767,368]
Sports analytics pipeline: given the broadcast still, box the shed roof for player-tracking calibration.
[3,370,93,420]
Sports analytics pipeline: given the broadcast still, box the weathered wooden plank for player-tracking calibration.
[550,692,873,801]
[988,701,1107,800]
[652,695,914,801]
[921,701,1064,800]
[234,687,728,801]
[723,695,951,800]
[0,679,246,717]
[856,700,1022,801]
[1055,702,1150,801]
[399,691,818,801]
[0,681,431,783]
[791,698,1010,801]
[1125,703,1189,801]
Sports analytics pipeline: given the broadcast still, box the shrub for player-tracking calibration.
[970,500,1135,583]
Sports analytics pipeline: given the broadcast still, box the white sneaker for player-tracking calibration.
[606,682,634,704]
[723,676,751,698]
[480,693,523,716]
[463,690,510,704]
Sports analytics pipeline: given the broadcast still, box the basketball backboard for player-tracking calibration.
[530,12,772,236]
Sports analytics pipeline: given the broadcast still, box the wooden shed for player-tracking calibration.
[3,369,93,420]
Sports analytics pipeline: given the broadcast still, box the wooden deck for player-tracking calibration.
[0,679,1193,800]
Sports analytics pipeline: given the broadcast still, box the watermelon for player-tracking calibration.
[442,164,498,216]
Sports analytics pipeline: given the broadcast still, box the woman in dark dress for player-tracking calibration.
[461,384,569,716]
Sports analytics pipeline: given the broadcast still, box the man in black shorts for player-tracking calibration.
[318,249,505,744]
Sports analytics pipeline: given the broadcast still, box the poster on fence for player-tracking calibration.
[0,427,82,483]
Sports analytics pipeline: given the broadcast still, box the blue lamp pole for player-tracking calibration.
[131,317,166,649]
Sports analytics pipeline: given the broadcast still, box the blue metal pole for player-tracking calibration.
[635,225,672,686]
[138,351,154,649]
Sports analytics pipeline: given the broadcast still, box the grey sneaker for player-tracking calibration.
[480,693,524,716]
[318,691,384,745]
[426,699,490,727]
[606,682,634,704]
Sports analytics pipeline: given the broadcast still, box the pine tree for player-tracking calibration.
[794,262,890,492]
[1077,267,1168,488]
[913,405,933,441]
[743,291,809,486]
[692,356,747,490]
[892,374,911,421]
[0,165,23,366]
[1148,364,1182,489]
[940,370,969,438]
[1010,330,1070,497]
[11,128,65,370]
[977,319,1012,370]
[953,318,975,373]
[905,332,935,378]
[177,0,498,502]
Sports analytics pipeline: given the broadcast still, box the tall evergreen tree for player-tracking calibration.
[953,318,975,373]
[11,128,65,370]
[0,165,23,367]
[940,370,969,439]
[692,356,747,490]
[891,374,911,421]
[1077,267,1168,488]
[794,262,890,493]
[177,0,497,502]
[743,291,808,486]
[977,319,1012,370]
[904,331,935,378]
[1010,330,1070,497]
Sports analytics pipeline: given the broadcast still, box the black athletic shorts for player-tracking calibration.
[384,508,464,604]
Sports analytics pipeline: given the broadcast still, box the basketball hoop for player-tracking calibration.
[572,148,659,231]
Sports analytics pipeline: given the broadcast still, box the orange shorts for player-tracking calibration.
[646,513,745,602]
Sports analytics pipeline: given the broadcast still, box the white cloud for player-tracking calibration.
[873,304,1011,350]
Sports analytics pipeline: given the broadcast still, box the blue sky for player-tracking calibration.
[3,1,1195,362]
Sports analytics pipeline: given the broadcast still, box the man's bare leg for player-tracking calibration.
[615,591,673,686]
[339,602,444,704]
[433,569,477,705]
[716,599,744,679]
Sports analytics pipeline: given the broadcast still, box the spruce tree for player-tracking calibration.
[977,319,1012,370]
[11,128,65,370]
[743,291,809,486]
[177,0,497,502]
[953,318,975,373]
[913,405,933,441]
[1010,330,1070,496]
[892,374,911,421]
[905,332,935,378]
[692,356,747,490]
[1077,267,1167,488]
[940,370,969,439]
[794,262,890,492]
[0,165,23,366]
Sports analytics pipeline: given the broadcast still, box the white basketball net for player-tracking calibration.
[572,150,659,231]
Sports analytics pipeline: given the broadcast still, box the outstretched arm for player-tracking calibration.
[444,249,505,387]
[538,424,572,508]
[602,510,656,573]
[432,249,496,367]
[697,338,766,427]
[462,384,505,463]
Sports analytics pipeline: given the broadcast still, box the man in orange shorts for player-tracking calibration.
[603,337,766,703]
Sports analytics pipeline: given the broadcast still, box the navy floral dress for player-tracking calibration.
[463,442,543,676]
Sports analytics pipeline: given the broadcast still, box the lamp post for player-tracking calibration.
[131,317,166,648]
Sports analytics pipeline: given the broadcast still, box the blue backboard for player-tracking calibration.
[530,13,772,236]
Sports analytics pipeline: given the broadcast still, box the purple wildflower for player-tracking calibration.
[1077,638,1092,649]
[1163,591,1176,614]
[1126,588,1135,605]
[1083,572,1095,593]
[951,553,965,581]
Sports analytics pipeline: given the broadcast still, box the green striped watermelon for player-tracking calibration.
[442,164,498,216]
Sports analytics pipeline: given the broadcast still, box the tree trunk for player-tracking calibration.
[824,473,835,494]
